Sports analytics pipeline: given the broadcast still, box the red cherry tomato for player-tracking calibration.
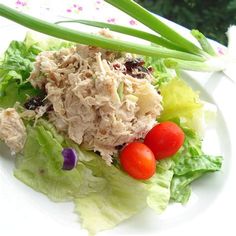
[144,121,185,160]
[120,142,156,180]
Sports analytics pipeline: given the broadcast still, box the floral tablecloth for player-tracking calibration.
[1,0,140,27]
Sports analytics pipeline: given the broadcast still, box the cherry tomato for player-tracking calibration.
[120,142,156,180]
[144,121,185,160]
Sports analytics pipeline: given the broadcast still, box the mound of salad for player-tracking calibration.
[0,31,222,235]
[0,0,227,234]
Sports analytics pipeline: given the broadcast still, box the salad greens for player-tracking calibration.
[14,124,107,201]
[159,77,203,131]
[170,127,222,203]
[0,40,39,107]
[145,159,173,213]
[0,32,73,108]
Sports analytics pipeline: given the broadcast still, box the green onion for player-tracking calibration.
[0,4,204,62]
[117,81,124,101]
[191,29,217,56]
[105,0,203,55]
[56,19,188,52]
[164,58,225,72]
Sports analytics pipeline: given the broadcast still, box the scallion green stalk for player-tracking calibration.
[191,29,216,56]
[164,58,225,72]
[105,0,203,55]
[0,4,204,62]
[56,19,188,52]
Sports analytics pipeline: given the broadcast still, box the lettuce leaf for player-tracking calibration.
[170,127,222,204]
[75,158,174,235]
[14,125,106,201]
[159,78,203,131]
[0,32,73,108]
[151,70,222,204]
[0,40,40,107]
[145,57,173,87]
[74,156,148,235]
[24,32,74,51]
[170,172,201,204]
[145,159,173,214]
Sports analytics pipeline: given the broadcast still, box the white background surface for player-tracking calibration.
[1,1,236,236]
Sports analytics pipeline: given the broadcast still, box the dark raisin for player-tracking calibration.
[24,96,44,110]
[148,66,154,73]
[124,58,145,72]
[124,58,151,79]
[46,104,54,112]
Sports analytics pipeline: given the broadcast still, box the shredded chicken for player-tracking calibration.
[29,44,162,164]
[0,108,26,154]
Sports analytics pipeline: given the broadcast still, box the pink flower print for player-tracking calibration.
[107,18,116,24]
[217,47,225,55]
[66,3,83,14]
[15,0,27,9]
[129,19,137,26]
[95,0,103,10]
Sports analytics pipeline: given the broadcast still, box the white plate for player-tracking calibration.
[1,2,236,236]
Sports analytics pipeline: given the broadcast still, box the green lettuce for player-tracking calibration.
[14,125,106,201]
[0,40,40,107]
[145,57,173,87]
[159,77,203,131]
[14,121,173,235]
[0,32,73,108]
[145,159,173,214]
[150,69,222,204]
[170,127,222,204]
[74,156,148,235]
[24,32,74,51]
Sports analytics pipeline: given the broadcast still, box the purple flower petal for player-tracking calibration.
[62,148,78,170]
